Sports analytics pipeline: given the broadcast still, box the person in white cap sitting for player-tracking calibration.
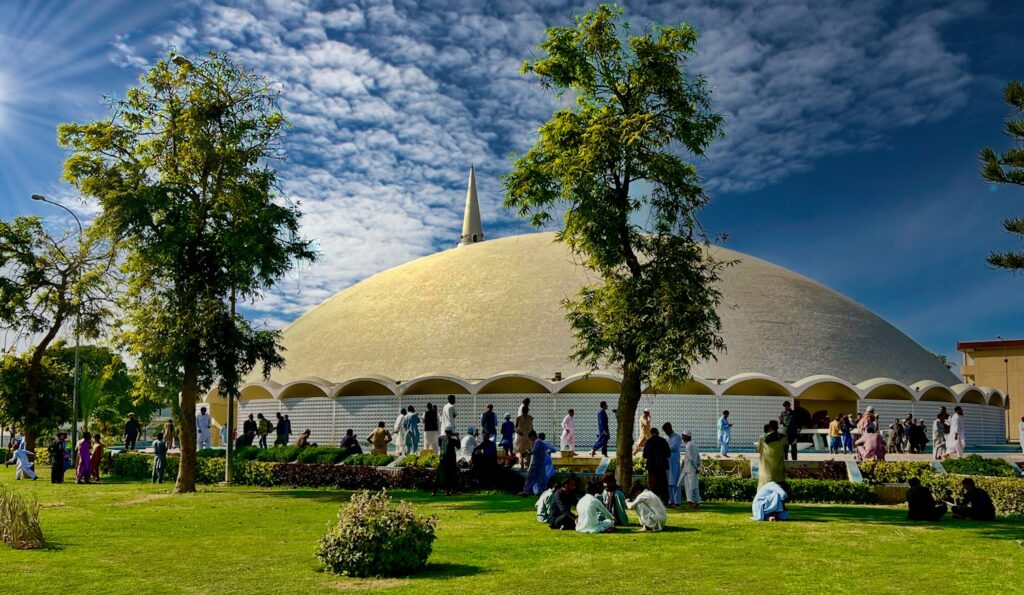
[460,427,479,462]
[680,428,701,508]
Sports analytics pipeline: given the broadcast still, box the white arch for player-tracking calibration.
[854,377,912,401]
[646,376,718,396]
[278,378,332,399]
[238,381,280,401]
[792,374,861,401]
[555,371,622,394]
[333,375,399,397]
[399,373,475,395]
[719,373,792,397]
[911,380,957,403]
[951,383,986,405]
[977,386,1005,408]
[477,372,555,394]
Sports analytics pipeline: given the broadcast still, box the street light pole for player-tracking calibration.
[31,194,83,462]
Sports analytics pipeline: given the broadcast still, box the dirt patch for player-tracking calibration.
[116,493,172,507]
[327,578,410,591]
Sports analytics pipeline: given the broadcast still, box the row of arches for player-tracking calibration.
[211,371,1007,409]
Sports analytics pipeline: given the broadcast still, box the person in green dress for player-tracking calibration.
[756,421,786,488]
[601,472,629,526]
[152,432,168,484]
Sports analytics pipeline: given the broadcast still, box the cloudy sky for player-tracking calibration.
[0,0,1022,366]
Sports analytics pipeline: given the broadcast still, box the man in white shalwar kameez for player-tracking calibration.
[626,487,667,532]
[560,409,575,453]
[576,482,616,533]
[196,407,212,449]
[5,437,37,480]
[946,406,966,458]
[459,427,478,463]
[393,409,408,456]
[680,429,701,508]
[664,423,682,506]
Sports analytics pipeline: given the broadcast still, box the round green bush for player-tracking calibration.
[941,455,1018,478]
[316,491,437,577]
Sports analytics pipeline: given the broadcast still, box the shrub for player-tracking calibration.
[196,458,225,483]
[924,474,1024,516]
[605,456,646,475]
[785,460,848,481]
[105,452,155,479]
[233,461,276,487]
[197,449,224,459]
[396,454,440,468]
[296,447,350,465]
[858,460,933,484]
[698,477,877,504]
[234,446,260,461]
[0,484,45,549]
[701,457,750,478]
[343,454,396,466]
[317,491,437,577]
[0,448,9,464]
[255,446,301,463]
[941,455,1018,478]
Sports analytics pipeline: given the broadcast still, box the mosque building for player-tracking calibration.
[205,168,1008,451]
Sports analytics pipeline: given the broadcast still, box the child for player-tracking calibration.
[152,432,168,484]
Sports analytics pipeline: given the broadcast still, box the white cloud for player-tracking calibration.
[107,0,981,327]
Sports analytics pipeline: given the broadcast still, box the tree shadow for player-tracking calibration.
[416,562,482,579]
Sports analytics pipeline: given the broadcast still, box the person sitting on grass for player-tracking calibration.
[906,477,946,521]
[855,425,886,462]
[601,472,629,526]
[576,480,617,533]
[536,477,561,524]
[626,484,667,532]
[548,474,578,531]
[752,481,789,522]
[152,432,168,484]
[952,478,996,521]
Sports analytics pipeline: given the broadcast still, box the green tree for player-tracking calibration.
[504,5,726,488]
[0,354,71,442]
[59,51,316,493]
[0,216,116,449]
[981,80,1024,270]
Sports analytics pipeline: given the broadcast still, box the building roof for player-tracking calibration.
[957,339,1024,351]
[252,231,958,388]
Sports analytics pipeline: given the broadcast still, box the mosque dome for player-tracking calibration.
[260,230,958,388]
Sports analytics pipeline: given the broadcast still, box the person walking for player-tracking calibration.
[257,413,272,449]
[163,418,176,450]
[642,428,670,504]
[560,409,575,453]
[197,407,212,450]
[123,413,141,451]
[717,411,733,457]
[780,402,800,460]
[664,423,682,507]
[840,414,855,454]
[590,401,611,457]
[47,431,67,483]
[515,405,535,470]
[243,414,257,438]
[680,429,701,508]
[633,409,652,455]
[152,432,168,483]
[282,414,293,445]
[6,437,37,480]
[91,433,105,482]
[76,431,92,484]
[828,416,841,455]
[947,406,966,458]
[274,412,288,446]
[393,408,408,456]
[441,395,458,434]
[423,403,439,452]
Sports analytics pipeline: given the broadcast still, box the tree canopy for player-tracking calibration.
[981,80,1024,271]
[59,51,316,492]
[504,5,725,488]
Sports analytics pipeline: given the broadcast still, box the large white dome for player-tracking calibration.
[259,231,957,387]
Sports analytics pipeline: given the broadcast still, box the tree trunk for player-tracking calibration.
[614,356,643,492]
[174,351,199,494]
[24,312,66,452]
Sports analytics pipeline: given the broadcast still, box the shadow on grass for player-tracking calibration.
[416,562,482,579]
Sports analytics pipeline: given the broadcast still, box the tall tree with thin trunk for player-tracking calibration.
[504,5,726,489]
[980,80,1024,270]
[59,51,316,493]
[0,216,115,449]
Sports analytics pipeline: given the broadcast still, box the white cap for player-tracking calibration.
[681,429,692,437]
[866,406,875,413]
[643,409,650,413]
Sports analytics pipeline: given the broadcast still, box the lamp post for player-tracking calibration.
[31,194,83,462]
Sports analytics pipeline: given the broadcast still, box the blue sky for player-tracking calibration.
[0,0,1021,368]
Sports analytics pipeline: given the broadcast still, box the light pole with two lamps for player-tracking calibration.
[31,194,83,463]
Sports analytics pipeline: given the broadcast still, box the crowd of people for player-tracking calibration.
[5,431,105,485]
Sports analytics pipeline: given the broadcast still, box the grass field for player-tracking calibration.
[1,470,1023,594]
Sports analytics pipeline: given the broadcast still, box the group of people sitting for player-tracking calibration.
[905,476,996,522]
[536,472,669,533]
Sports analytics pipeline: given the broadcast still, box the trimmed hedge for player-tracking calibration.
[699,477,877,504]
[197,449,224,458]
[858,461,933,484]
[102,452,224,483]
[255,446,301,463]
[940,455,1018,478]
[395,454,440,469]
[342,454,395,466]
[924,474,1024,516]
[296,447,351,465]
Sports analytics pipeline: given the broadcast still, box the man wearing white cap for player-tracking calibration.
[680,429,701,508]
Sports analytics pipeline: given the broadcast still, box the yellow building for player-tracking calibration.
[959,339,1023,442]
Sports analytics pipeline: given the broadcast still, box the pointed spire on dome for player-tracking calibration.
[459,164,484,247]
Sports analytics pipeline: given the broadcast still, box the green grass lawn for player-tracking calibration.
[1,470,1023,594]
